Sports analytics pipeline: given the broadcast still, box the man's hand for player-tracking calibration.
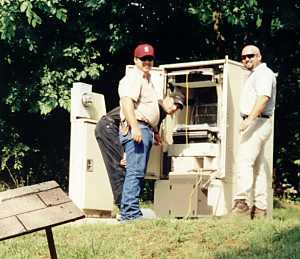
[120,97,142,143]
[240,95,269,133]
[131,126,142,143]
[154,132,162,145]
[240,118,254,133]
[120,154,127,168]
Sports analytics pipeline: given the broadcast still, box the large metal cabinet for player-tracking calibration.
[151,57,274,217]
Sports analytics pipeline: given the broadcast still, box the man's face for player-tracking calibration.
[134,56,154,74]
[162,97,180,114]
[241,47,261,71]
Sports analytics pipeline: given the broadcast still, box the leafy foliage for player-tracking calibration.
[0,118,30,187]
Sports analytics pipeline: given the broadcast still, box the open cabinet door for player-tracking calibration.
[219,58,274,216]
[219,58,249,180]
[125,65,166,179]
[205,58,249,216]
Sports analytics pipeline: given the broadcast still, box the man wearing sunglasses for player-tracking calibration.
[232,45,277,219]
[117,43,161,221]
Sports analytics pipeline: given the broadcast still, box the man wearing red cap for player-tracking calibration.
[94,94,184,213]
[118,43,159,221]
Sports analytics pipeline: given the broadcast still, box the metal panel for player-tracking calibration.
[159,59,225,70]
[168,173,212,217]
[153,180,172,217]
[146,145,162,179]
[69,84,113,214]
[69,120,114,212]
[84,122,113,210]
[71,83,92,120]
[70,83,106,122]
[168,143,219,157]
[218,59,249,179]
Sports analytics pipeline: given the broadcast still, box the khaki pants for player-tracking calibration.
[234,118,272,210]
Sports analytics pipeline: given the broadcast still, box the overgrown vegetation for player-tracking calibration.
[0,0,299,198]
[0,202,299,258]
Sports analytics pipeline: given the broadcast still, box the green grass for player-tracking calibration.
[1,203,299,259]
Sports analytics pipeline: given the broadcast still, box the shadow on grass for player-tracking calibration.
[215,221,300,258]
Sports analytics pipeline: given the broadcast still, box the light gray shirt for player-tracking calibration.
[239,63,276,116]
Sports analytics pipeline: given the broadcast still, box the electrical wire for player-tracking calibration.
[183,170,219,219]
[183,172,203,219]
[185,73,189,144]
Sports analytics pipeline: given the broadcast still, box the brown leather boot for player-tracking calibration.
[250,206,267,219]
[232,199,250,216]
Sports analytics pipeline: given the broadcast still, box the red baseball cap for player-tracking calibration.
[134,43,155,58]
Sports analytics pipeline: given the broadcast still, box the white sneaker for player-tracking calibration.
[116,213,122,221]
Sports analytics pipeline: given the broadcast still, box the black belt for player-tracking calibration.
[137,120,154,131]
[242,114,270,120]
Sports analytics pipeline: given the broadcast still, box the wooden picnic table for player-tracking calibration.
[0,181,85,258]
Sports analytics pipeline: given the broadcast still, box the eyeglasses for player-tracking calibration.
[241,54,256,60]
[139,56,154,62]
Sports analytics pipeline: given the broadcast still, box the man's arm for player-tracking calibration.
[240,95,270,132]
[152,103,167,145]
[120,96,142,143]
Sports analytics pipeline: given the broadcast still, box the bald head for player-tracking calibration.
[241,45,262,70]
[242,45,261,56]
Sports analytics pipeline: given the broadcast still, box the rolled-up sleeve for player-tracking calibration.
[118,73,141,102]
[255,71,274,97]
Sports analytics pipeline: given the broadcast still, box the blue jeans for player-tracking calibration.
[119,123,153,220]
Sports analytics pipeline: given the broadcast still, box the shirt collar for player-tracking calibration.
[253,63,266,72]
[134,66,151,80]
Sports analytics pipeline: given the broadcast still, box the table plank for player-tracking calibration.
[0,194,46,219]
[0,216,26,241]
[17,202,85,231]
[0,181,58,202]
[38,188,71,206]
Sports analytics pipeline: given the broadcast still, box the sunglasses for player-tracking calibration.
[139,56,154,62]
[241,54,256,60]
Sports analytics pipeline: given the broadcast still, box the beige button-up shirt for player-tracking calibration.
[118,66,160,128]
